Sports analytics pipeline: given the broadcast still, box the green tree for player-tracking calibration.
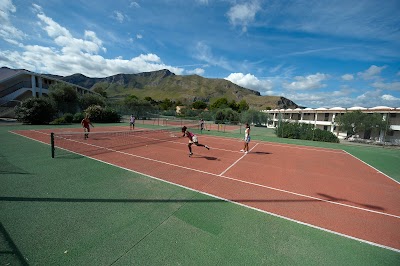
[48,83,79,114]
[214,108,239,124]
[144,96,157,105]
[159,98,174,110]
[336,110,387,138]
[192,100,207,110]
[210,97,229,110]
[238,99,250,112]
[124,95,155,118]
[229,100,238,111]
[84,105,120,123]
[240,109,268,125]
[15,97,56,124]
[92,83,108,98]
[80,93,106,110]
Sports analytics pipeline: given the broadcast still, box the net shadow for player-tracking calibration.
[0,222,29,266]
[317,193,385,211]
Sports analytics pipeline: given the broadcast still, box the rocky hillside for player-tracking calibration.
[53,69,298,110]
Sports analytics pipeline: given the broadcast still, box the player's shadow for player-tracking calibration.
[192,156,218,160]
[252,151,271,155]
[317,193,385,211]
[202,156,218,160]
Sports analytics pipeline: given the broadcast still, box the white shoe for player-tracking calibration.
[245,151,248,154]
[240,149,244,152]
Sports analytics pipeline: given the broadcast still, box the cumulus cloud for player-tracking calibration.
[186,68,205,75]
[226,1,260,32]
[282,88,354,108]
[354,90,400,107]
[341,74,354,81]
[381,94,400,101]
[371,81,400,91]
[0,6,184,77]
[282,73,329,90]
[225,73,273,94]
[357,65,386,80]
[0,0,25,43]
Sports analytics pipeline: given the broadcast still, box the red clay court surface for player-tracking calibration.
[12,126,400,252]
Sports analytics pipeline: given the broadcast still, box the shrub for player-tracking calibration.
[73,112,85,123]
[15,97,56,124]
[84,105,121,123]
[63,113,74,123]
[50,117,67,125]
[275,122,339,143]
[100,107,121,123]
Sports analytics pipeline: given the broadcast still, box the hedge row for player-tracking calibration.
[275,122,339,143]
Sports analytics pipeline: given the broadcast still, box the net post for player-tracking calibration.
[51,132,55,158]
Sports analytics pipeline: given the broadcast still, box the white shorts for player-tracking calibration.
[244,136,250,143]
[189,135,198,143]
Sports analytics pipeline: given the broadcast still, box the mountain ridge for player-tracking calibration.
[51,69,298,109]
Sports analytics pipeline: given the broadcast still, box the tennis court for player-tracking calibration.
[10,124,400,255]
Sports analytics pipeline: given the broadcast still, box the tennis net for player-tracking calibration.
[50,124,199,158]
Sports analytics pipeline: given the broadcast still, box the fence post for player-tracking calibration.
[51,132,55,158]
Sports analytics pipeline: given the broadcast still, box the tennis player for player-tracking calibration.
[182,126,210,157]
[129,114,135,130]
[240,123,250,153]
[81,116,94,140]
[200,119,205,132]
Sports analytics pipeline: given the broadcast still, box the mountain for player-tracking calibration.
[55,69,298,109]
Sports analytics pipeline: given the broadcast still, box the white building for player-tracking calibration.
[0,67,98,118]
[263,106,400,145]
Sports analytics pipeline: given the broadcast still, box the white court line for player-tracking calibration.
[219,143,259,176]
[11,130,400,253]
[342,150,400,185]
[28,129,400,219]
[201,134,346,154]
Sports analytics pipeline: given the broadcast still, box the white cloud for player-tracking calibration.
[282,87,354,108]
[225,73,273,94]
[0,8,184,77]
[194,42,232,71]
[381,94,400,101]
[371,81,400,91]
[136,34,143,39]
[282,73,328,90]
[129,1,140,8]
[0,0,25,43]
[357,65,386,80]
[226,1,260,32]
[354,90,400,107]
[341,74,354,81]
[112,11,126,23]
[31,3,42,13]
[186,68,205,75]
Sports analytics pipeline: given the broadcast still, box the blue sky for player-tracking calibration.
[1,0,399,108]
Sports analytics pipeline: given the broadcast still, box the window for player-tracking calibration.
[390,113,396,118]
[323,126,328,131]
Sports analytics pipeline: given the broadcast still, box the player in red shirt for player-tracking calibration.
[182,126,210,157]
[81,116,94,139]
